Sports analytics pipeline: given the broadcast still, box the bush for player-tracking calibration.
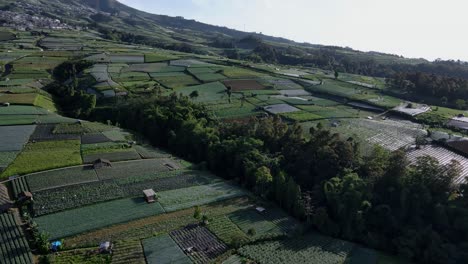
[247,228,256,237]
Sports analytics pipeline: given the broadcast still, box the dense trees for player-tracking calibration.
[387,72,468,107]
[88,92,468,264]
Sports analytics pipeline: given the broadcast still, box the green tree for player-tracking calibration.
[193,206,202,220]
[334,70,339,80]
[255,166,273,196]
[455,99,466,110]
[189,90,199,100]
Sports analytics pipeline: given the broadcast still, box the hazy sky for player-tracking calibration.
[118,0,468,61]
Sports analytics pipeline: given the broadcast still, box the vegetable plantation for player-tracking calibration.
[35,197,166,240]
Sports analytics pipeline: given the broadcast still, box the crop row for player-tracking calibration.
[32,170,217,216]
[238,232,355,264]
[0,213,33,264]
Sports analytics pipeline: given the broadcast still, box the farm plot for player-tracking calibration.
[261,78,303,90]
[153,73,200,89]
[83,149,141,163]
[170,59,210,67]
[32,180,123,216]
[95,159,181,180]
[207,100,259,119]
[193,72,226,83]
[238,231,355,264]
[222,80,265,91]
[222,67,265,78]
[143,234,192,264]
[207,215,249,245]
[171,225,228,263]
[42,167,197,207]
[177,82,228,103]
[0,213,33,264]
[0,93,37,105]
[159,182,247,212]
[49,248,111,264]
[264,104,300,114]
[1,140,82,178]
[109,54,144,63]
[135,145,171,159]
[30,124,80,141]
[145,53,180,63]
[65,197,251,249]
[102,129,130,142]
[407,145,468,184]
[112,72,151,82]
[279,89,311,97]
[81,142,133,156]
[26,165,99,192]
[81,133,112,144]
[281,111,323,122]
[0,151,18,171]
[35,197,166,240]
[112,240,146,264]
[0,125,35,151]
[0,105,49,115]
[123,62,168,73]
[228,209,278,238]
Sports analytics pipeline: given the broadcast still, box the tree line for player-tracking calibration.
[387,72,468,109]
[88,93,468,264]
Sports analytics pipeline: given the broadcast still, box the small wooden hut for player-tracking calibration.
[143,189,157,203]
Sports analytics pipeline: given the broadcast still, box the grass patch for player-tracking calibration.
[1,140,82,178]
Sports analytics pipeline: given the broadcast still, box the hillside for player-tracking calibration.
[5,0,468,85]
[1,1,468,264]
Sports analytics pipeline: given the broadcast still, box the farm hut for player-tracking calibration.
[93,158,112,169]
[143,189,157,203]
[99,241,113,254]
[18,191,33,202]
[256,207,266,213]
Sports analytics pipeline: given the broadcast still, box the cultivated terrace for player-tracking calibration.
[0,5,467,264]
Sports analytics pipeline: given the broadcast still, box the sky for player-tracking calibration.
[117,0,468,61]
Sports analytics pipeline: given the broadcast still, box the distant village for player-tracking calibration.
[0,10,80,31]
[0,1,99,31]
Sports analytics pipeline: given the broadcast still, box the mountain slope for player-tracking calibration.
[3,0,468,80]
